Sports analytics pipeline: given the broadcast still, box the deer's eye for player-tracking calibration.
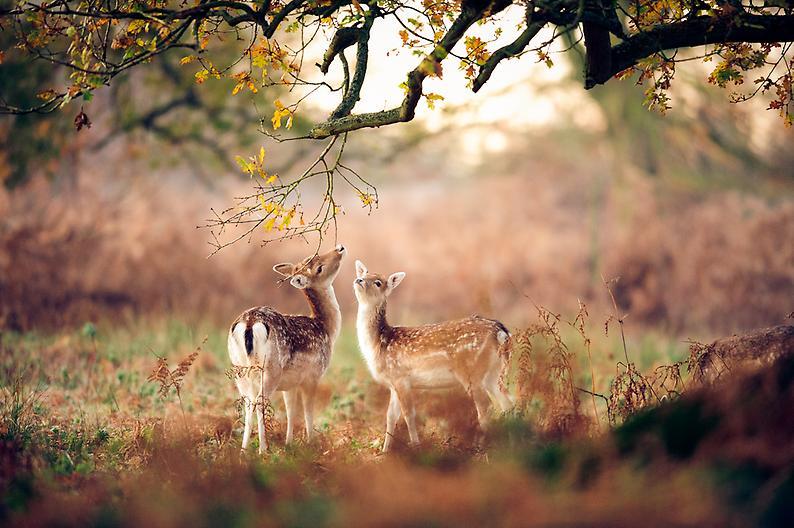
[317,265,324,274]
[374,280,382,288]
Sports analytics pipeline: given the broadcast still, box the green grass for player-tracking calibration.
[7,317,786,527]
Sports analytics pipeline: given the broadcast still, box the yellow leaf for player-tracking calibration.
[259,146,265,164]
[281,210,294,228]
[179,55,195,65]
[425,93,444,110]
[194,69,209,84]
[271,100,291,130]
[37,89,57,101]
[265,174,277,184]
[264,218,276,231]
[358,192,375,206]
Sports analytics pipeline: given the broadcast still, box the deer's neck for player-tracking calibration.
[304,286,341,342]
[357,301,390,375]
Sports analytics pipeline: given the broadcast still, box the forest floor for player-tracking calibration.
[1,317,792,527]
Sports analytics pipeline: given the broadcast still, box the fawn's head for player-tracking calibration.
[274,244,346,290]
[353,260,405,308]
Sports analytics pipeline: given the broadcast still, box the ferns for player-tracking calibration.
[147,349,200,423]
[147,351,198,400]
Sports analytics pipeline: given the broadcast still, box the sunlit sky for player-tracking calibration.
[286,5,605,160]
[262,5,783,162]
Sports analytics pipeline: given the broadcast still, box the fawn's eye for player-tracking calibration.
[317,265,324,274]
[374,280,382,288]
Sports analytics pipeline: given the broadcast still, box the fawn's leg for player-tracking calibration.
[241,396,254,450]
[471,385,493,429]
[485,368,514,412]
[235,378,254,450]
[393,384,419,445]
[300,381,318,442]
[382,388,402,452]
[255,375,280,454]
[282,389,299,445]
[453,368,493,430]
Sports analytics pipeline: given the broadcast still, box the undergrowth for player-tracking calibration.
[1,304,791,527]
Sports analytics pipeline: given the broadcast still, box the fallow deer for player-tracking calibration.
[228,245,346,453]
[353,260,513,452]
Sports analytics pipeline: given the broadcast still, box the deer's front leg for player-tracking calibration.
[300,381,318,442]
[382,388,402,452]
[393,384,419,446]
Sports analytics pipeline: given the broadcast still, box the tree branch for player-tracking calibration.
[587,13,794,88]
[473,20,545,92]
[582,0,613,89]
[310,1,506,138]
[329,15,375,119]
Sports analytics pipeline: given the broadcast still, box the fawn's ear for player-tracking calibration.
[355,260,368,279]
[290,274,309,289]
[273,263,294,277]
[386,272,406,295]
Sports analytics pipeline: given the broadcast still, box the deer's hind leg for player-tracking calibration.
[235,377,256,451]
[283,389,300,445]
[470,385,493,429]
[484,355,514,413]
[453,343,496,429]
[254,365,281,454]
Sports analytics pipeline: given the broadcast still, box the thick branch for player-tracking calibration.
[583,23,612,86]
[587,13,794,88]
[310,1,506,138]
[261,0,305,37]
[329,22,370,119]
[473,20,545,92]
[24,1,258,22]
[320,27,362,74]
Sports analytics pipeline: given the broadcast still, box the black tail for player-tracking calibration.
[244,326,254,355]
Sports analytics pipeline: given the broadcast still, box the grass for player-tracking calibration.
[1,316,791,527]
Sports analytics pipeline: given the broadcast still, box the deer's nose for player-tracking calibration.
[336,244,346,254]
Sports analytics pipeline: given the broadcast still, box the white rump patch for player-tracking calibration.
[496,330,509,345]
[228,322,248,366]
[252,322,268,348]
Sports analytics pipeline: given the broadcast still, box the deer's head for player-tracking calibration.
[353,260,405,308]
[274,244,346,290]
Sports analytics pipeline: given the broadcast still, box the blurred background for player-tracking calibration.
[2,29,793,340]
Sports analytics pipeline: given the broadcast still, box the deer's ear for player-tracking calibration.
[273,263,294,277]
[386,272,406,295]
[355,260,368,279]
[290,274,309,289]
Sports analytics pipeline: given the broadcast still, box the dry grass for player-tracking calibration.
[1,314,793,527]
